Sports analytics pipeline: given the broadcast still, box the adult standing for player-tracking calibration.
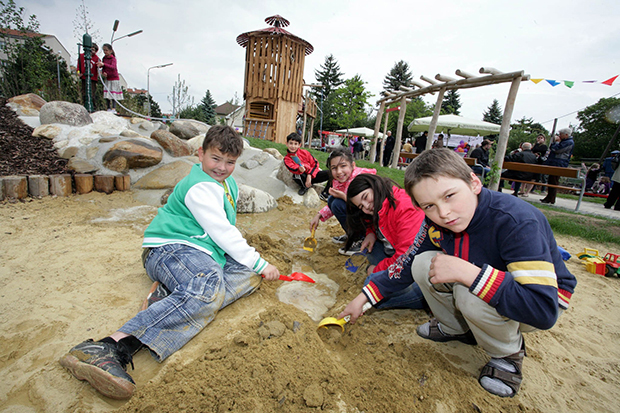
[541,128,574,204]
[382,131,395,167]
[604,154,620,210]
[77,43,99,109]
[415,131,428,154]
[500,142,538,196]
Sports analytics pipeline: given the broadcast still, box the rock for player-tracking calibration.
[39,101,93,126]
[237,184,277,213]
[263,148,283,160]
[102,139,163,172]
[99,137,117,143]
[58,146,79,159]
[86,146,99,159]
[67,157,98,173]
[258,320,287,339]
[169,120,200,140]
[90,111,129,132]
[139,121,154,130]
[8,93,46,116]
[120,129,141,138]
[241,159,260,170]
[276,161,297,188]
[130,117,143,124]
[150,130,193,157]
[155,121,168,130]
[303,188,322,209]
[133,160,193,189]
[303,383,324,408]
[32,124,62,139]
[186,135,204,153]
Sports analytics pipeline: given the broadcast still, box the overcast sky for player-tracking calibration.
[17,0,620,130]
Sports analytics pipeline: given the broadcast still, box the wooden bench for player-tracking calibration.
[501,161,586,211]
[398,152,479,168]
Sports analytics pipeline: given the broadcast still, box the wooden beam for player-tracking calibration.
[427,87,446,151]
[369,101,386,163]
[391,96,408,168]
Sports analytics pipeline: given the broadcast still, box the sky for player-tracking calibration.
[16,0,620,131]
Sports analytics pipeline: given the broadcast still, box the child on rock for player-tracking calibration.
[309,149,376,255]
[340,148,577,398]
[345,174,427,309]
[283,132,330,198]
[59,126,281,400]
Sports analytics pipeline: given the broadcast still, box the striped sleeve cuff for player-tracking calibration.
[362,281,383,305]
[558,288,572,309]
[253,257,268,274]
[470,264,506,304]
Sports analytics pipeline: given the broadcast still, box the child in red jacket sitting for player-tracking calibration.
[284,132,330,198]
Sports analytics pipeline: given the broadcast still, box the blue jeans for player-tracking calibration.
[327,196,347,232]
[364,269,426,310]
[120,244,261,361]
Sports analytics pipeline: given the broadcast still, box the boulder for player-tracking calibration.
[237,184,277,213]
[32,124,62,139]
[40,101,93,126]
[303,188,322,209]
[186,135,204,153]
[139,121,154,131]
[8,93,46,116]
[67,157,98,173]
[133,160,193,189]
[102,139,163,172]
[59,146,79,159]
[276,161,297,188]
[169,120,200,140]
[150,130,193,157]
[263,148,283,160]
[90,111,129,131]
[120,129,142,138]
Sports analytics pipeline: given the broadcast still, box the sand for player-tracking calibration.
[1,191,620,413]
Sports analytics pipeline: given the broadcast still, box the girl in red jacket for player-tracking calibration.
[345,174,427,309]
[97,43,123,113]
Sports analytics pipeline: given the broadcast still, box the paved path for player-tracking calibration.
[524,193,620,220]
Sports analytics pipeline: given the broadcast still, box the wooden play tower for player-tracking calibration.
[237,15,314,144]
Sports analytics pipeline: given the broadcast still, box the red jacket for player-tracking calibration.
[371,186,425,272]
[101,54,119,81]
[77,53,100,81]
[284,148,320,178]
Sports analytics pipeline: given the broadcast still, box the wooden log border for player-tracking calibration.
[0,174,131,200]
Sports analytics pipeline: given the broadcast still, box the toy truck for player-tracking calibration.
[603,252,620,277]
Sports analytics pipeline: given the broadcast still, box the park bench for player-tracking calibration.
[500,161,586,211]
[398,152,479,169]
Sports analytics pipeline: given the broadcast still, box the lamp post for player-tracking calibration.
[56,51,62,95]
[110,20,143,44]
[147,63,173,117]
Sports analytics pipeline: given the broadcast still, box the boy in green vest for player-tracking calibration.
[59,125,280,399]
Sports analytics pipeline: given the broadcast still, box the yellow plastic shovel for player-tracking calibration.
[303,228,317,252]
[318,302,372,332]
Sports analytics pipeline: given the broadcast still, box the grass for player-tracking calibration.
[244,137,620,248]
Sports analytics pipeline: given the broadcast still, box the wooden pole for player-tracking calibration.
[598,123,620,164]
[3,176,28,199]
[75,174,94,194]
[391,96,408,168]
[548,118,558,146]
[369,101,386,163]
[28,175,49,197]
[94,175,115,194]
[50,174,72,197]
[301,89,308,147]
[379,111,390,165]
[427,87,446,151]
[489,75,523,191]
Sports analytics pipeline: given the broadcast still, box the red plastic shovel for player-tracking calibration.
[263,272,315,283]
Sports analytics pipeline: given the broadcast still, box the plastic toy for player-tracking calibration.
[578,248,606,275]
[603,252,620,277]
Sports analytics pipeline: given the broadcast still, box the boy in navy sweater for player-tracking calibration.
[340,148,576,398]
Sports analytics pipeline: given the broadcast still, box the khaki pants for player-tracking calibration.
[412,251,540,358]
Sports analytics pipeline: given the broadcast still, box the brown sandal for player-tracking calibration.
[478,342,526,398]
[416,318,477,345]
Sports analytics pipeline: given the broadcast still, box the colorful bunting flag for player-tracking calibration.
[529,75,619,87]
[546,79,560,87]
[530,78,544,84]
[602,75,619,86]
[564,81,574,88]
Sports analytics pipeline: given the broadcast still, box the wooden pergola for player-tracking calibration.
[371,67,530,190]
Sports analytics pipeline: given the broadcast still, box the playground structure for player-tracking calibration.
[237,15,317,144]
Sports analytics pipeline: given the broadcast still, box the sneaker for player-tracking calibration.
[338,240,363,256]
[332,234,348,244]
[59,339,136,399]
[139,281,171,312]
[319,193,329,202]
[298,187,308,196]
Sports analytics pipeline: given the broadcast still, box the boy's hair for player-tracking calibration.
[326,148,354,170]
[287,132,302,143]
[404,148,473,206]
[344,174,398,249]
[202,125,244,157]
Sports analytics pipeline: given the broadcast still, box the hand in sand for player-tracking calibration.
[261,264,280,281]
[338,293,369,324]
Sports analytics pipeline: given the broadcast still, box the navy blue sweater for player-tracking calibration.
[363,188,577,330]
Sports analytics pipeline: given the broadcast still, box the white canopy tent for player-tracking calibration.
[408,114,501,136]
[335,127,384,138]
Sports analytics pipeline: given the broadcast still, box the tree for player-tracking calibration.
[507,117,549,152]
[483,99,503,125]
[329,75,373,130]
[168,74,193,117]
[314,54,344,99]
[441,89,461,115]
[73,0,101,47]
[382,60,413,95]
[0,0,78,101]
[198,90,217,125]
[573,97,620,159]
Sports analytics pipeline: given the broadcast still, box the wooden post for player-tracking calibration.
[379,111,390,165]
[391,96,408,168]
[0,178,3,201]
[28,175,49,197]
[75,174,94,194]
[427,87,446,151]
[50,174,72,196]
[94,175,115,194]
[490,75,523,191]
[301,89,308,147]
[3,176,28,199]
[369,101,386,163]
[115,174,131,191]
